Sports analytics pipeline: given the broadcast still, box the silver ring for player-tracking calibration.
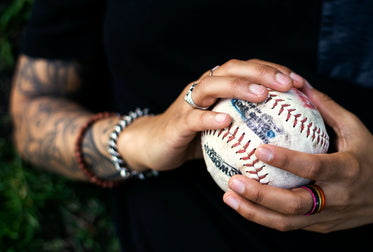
[184,83,209,110]
[209,65,220,76]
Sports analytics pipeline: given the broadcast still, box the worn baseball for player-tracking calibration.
[201,88,329,192]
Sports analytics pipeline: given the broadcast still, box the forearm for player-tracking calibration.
[12,95,122,180]
[10,55,120,181]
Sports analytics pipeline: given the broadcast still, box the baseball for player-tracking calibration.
[201,88,329,192]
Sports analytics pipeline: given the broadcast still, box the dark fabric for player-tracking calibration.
[111,161,373,252]
[21,0,106,61]
[20,0,373,251]
[103,0,322,114]
[318,0,373,88]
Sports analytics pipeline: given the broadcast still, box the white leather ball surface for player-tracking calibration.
[201,88,329,192]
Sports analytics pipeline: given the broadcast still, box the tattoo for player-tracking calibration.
[13,56,117,180]
[82,118,121,179]
[19,99,85,177]
[16,57,81,98]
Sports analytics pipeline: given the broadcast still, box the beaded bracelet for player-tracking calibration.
[107,108,159,180]
[74,109,158,188]
[74,112,121,188]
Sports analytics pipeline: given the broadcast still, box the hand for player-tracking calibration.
[118,59,306,172]
[223,83,373,233]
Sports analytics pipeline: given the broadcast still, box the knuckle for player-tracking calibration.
[196,78,207,93]
[221,59,241,72]
[276,218,297,232]
[198,75,210,87]
[252,190,265,204]
[183,111,197,127]
[241,209,257,221]
[183,110,208,132]
[344,152,360,181]
[247,58,260,63]
[318,226,334,234]
[200,111,213,125]
[334,186,355,208]
[317,91,333,104]
[255,64,271,76]
[304,157,322,179]
[278,67,292,75]
[230,77,245,90]
[306,223,336,234]
[337,192,353,207]
[286,197,307,215]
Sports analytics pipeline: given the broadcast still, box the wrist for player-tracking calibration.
[109,108,158,179]
[75,109,158,188]
[116,111,153,172]
[75,112,122,188]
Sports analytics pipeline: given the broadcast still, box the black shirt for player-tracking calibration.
[21,0,373,251]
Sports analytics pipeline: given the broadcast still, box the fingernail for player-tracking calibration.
[230,179,245,194]
[276,72,291,86]
[215,113,228,122]
[249,84,266,96]
[290,72,304,83]
[224,195,239,210]
[256,147,273,163]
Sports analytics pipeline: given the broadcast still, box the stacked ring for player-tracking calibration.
[184,83,210,110]
[300,185,326,216]
[209,65,220,76]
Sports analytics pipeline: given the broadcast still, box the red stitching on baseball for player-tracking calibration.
[292,114,301,127]
[300,118,308,133]
[278,104,290,115]
[236,139,250,153]
[264,93,277,104]
[272,99,285,109]
[245,160,267,182]
[240,149,256,161]
[267,90,328,147]
[227,127,238,143]
[247,166,263,174]
[312,127,317,141]
[204,127,264,182]
[232,132,245,148]
[245,164,268,182]
[306,123,312,137]
[217,128,224,137]
[286,109,296,121]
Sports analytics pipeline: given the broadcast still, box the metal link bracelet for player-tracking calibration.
[107,108,158,180]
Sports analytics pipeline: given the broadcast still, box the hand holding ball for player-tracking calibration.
[201,88,329,191]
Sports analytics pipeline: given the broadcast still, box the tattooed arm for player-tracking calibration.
[10,55,120,180]
[11,56,307,181]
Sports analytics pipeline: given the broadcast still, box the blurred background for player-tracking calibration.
[0,1,120,251]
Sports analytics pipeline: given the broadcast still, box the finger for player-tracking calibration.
[189,76,269,108]
[213,59,301,91]
[227,175,313,215]
[179,109,232,134]
[223,190,311,232]
[249,59,306,89]
[200,59,305,86]
[300,83,357,138]
[255,145,359,182]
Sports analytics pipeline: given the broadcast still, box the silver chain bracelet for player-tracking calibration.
[107,108,159,180]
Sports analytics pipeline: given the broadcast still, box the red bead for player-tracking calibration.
[74,112,120,188]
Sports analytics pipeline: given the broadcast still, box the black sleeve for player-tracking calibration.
[21,0,106,61]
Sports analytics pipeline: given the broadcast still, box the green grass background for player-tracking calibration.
[0,1,121,251]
